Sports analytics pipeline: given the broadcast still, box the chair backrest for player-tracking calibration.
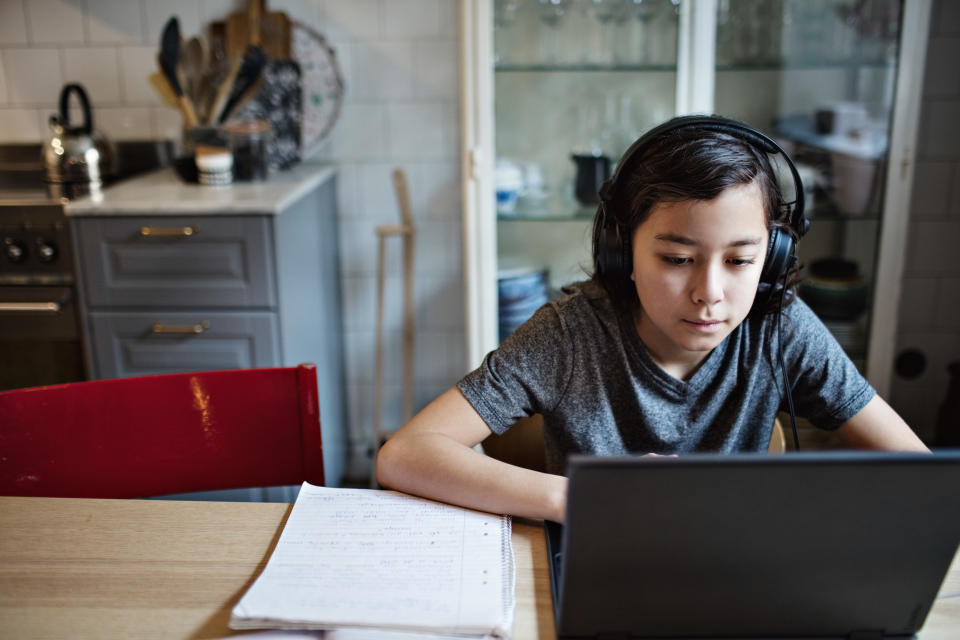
[0,364,324,498]
[483,415,788,472]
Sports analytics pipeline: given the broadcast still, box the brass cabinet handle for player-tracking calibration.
[152,320,210,334]
[0,301,61,313]
[140,225,199,237]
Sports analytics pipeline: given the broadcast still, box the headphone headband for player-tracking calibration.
[599,115,808,238]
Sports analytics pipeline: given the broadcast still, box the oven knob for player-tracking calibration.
[36,240,58,263]
[3,238,26,263]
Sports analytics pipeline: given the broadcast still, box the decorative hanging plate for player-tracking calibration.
[291,20,345,158]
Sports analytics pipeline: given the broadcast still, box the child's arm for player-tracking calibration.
[376,387,569,523]
[833,395,930,452]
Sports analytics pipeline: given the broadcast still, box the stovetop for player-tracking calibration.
[0,140,177,209]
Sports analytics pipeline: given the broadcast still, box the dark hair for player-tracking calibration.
[590,120,799,315]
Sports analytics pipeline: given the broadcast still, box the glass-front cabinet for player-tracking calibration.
[461,0,932,399]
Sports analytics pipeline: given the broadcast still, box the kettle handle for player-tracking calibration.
[58,83,93,135]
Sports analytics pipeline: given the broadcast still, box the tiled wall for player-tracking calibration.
[0,0,463,481]
[890,0,960,443]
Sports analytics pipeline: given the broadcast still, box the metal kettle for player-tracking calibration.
[43,83,116,200]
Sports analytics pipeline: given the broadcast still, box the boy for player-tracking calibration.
[377,116,928,523]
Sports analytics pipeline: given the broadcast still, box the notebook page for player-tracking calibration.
[231,483,515,638]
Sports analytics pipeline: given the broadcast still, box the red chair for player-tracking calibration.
[0,363,324,498]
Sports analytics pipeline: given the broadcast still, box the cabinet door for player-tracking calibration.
[87,311,280,379]
[712,0,931,392]
[74,216,275,308]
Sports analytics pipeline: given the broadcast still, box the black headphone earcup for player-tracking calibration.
[760,226,796,286]
[595,217,630,280]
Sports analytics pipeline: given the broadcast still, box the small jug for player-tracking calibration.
[571,152,611,206]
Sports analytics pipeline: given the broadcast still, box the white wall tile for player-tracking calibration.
[144,1,202,47]
[326,103,389,160]
[906,221,960,276]
[413,40,457,100]
[910,161,953,217]
[334,163,360,217]
[96,106,152,140]
[918,99,960,160]
[406,161,461,220]
[198,0,245,24]
[950,164,960,220]
[0,1,28,45]
[923,37,960,98]
[0,52,7,103]
[118,45,162,104]
[387,102,453,159]
[3,48,62,104]
[337,217,379,276]
[356,161,403,220]
[414,217,459,275]
[26,0,85,44]
[417,274,466,330]
[897,277,938,331]
[62,47,121,103]
[382,0,440,37]
[323,0,380,43]
[438,0,458,35]
[348,40,415,102]
[86,0,144,44]
[937,278,960,327]
[152,105,182,139]
[934,0,960,36]
[0,107,43,141]
[265,0,322,26]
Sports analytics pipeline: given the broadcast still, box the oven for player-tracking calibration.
[0,141,174,390]
[0,200,85,390]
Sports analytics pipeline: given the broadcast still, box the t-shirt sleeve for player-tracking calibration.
[456,302,575,435]
[781,299,876,429]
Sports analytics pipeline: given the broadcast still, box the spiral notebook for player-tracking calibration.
[230,483,515,638]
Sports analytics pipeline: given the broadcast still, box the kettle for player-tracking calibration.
[43,83,116,201]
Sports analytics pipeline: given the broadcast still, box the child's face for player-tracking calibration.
[630,181,768,373]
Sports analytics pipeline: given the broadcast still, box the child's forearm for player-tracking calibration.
[377,430,568,523]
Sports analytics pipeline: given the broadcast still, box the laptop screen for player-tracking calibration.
[550,451,960,639]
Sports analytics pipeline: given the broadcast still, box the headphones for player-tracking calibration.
[592,115,810,292]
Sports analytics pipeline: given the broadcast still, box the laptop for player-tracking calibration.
[546,451,960,639]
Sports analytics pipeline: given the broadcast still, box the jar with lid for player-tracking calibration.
[224,120,272,182]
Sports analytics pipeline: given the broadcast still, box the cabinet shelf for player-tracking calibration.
[716,58,895,72]
[494,60,893,74]
[494,63,677,73]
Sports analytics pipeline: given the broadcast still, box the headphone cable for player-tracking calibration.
[775,269,801,450]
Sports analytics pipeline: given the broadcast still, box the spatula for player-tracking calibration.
[212,44,267,124]
[158,16,199,127]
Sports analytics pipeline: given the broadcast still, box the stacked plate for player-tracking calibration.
[498,267,549,342]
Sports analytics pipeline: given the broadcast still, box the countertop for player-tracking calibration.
[64,163,337,216]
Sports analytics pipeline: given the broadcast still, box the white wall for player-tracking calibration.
[0,0,465,480]
[889,0,960,442]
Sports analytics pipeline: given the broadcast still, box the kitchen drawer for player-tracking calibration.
[74,216,275,308]
[87,311,279,379]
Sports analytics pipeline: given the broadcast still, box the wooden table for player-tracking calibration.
[0,496,957,639]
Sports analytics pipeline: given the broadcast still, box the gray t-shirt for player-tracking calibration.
[458,280,875,474]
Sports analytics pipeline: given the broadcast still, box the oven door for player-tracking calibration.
[0,285,85,390]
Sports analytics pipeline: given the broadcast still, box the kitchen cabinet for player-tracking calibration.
[461,0,932,399]
[66,165,348,488]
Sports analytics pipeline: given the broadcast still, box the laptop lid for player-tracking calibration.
[551,451,960,639]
